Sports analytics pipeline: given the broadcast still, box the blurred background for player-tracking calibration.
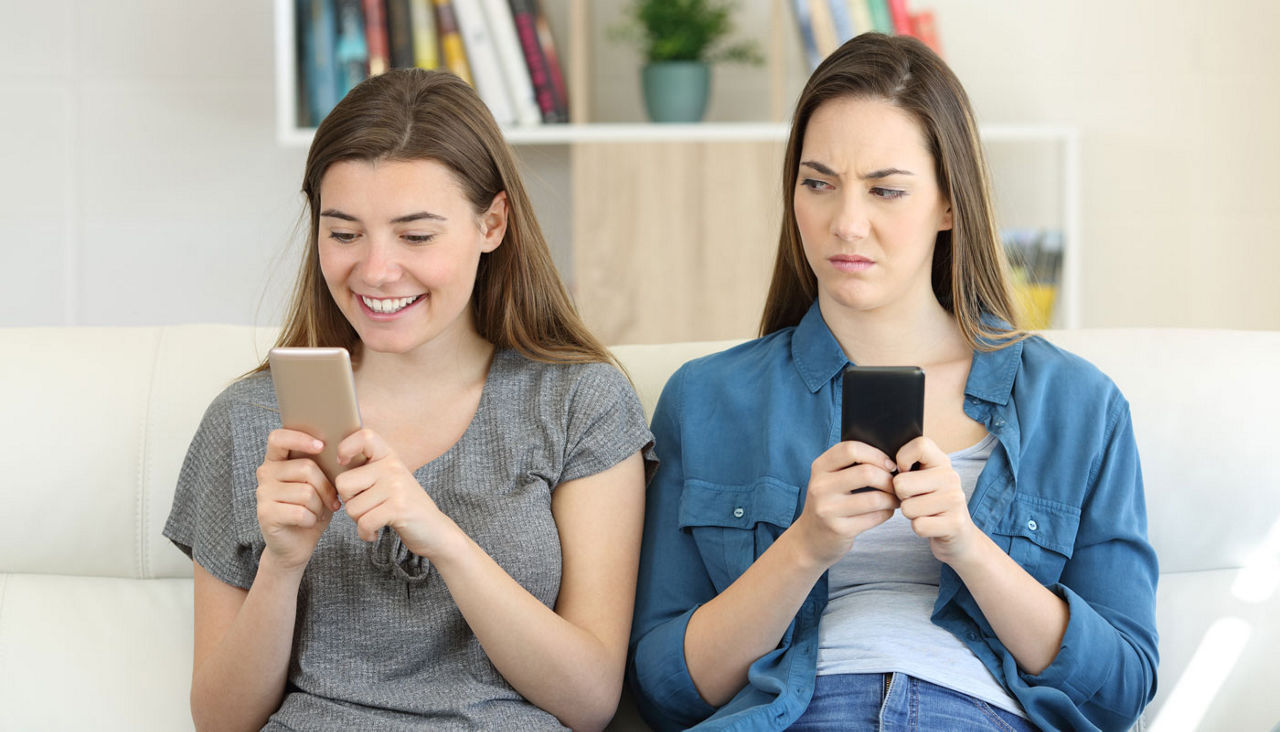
[2,0,1277,336]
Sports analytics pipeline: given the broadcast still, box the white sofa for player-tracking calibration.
[1,325,1277,731]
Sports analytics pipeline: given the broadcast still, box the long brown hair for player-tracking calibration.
[760,33,1023,350]
[257,68,612,371]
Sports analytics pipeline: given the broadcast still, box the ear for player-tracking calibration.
[939,202,953,232]
[478,191,509,253]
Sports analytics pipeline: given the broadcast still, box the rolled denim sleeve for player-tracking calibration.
[627,367,720,730]
[1018,396,1160,730]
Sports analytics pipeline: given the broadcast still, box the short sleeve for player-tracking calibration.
[559,362,657,486]
[163,385,267,590]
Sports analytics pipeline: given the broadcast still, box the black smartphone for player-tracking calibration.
[841,366,925,466]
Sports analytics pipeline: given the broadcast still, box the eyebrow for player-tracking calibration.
[319,209,446,224]
[799,161,914,180]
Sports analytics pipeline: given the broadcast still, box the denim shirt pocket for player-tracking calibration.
[677,477,801,593]
[990,494,1081,585]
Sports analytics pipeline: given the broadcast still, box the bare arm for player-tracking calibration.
[430,453,646,731]
[190,558,304,731]
[190,428,339,731]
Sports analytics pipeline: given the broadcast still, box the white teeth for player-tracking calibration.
[360,295,418,314]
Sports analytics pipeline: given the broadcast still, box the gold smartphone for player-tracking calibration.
[268,347,366,483]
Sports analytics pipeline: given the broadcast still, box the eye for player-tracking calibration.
[327,230,359,243]
[800,178,834,192]
[403,233,435,245]
[871,187,906,200]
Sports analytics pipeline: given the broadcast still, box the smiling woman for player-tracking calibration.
[162,69,655,731]
[316,158,503,355]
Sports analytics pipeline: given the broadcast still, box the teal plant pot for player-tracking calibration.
[642,61,711,123]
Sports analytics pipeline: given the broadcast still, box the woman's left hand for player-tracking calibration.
[893,436,982,566]
[334,428,462,559]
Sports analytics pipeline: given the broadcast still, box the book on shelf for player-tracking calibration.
[432,0,473,85]
[510,0,569,123]
[408,0,439,69]
[532,0,570,122]
[292,0,571,129]
[864,0,894,34]
[481,0,541,126]
[826,0,856,41]
[885,0,913,35]
[807,0,840,61]
[789,0,820,71]
[908,10,942,56]
[452,0,517,125]
[847,0,875,37]
[362,0,391,76]
[385,0,416,69]
[787,0,944,71]
[1004,228,1064,330]
[791,1,869,71]
[297,0,339,128]
[334,0,369,96]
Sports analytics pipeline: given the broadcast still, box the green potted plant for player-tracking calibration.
[612,0,763,123]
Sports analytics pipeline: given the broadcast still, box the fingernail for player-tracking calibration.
[312,439,323,450]
[884,460,897,472]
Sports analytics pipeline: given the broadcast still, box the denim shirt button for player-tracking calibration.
[733,507,745,519]
[1027,519,1038,531]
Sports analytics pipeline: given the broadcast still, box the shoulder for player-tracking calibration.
[669,330,793,391]
[1012,335,1131,434]
[653,330,795,432]
[216,371,277,409]
[497,349,630,390]
[188,372,279,457]
[1018,335,1125,401]
[493,349,639,412]
[203,372,278,427]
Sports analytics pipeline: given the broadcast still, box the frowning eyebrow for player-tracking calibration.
[799,161,914,179]
[319,209,446,224]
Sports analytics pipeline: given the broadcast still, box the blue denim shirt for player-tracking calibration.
[628,303,1159,732]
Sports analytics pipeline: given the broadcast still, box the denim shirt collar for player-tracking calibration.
[790,300,1023,407]
[791,301,851,393]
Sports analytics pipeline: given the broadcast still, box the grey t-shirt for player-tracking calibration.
[164,348,655,731]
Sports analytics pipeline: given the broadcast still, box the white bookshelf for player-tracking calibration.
[273,0,1080,331]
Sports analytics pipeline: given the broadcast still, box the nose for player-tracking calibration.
[833,193,870,242]
[357,235,402,287]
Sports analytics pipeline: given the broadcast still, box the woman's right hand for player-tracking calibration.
[790,441,901,569]
[255,429,342,571]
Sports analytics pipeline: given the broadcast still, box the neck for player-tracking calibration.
[819,287,970,367]
[354,321,495,401]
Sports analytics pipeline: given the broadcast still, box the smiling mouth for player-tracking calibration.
[359,294,423,314]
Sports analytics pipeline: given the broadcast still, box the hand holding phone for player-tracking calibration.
[268,347,367,483]
[841,365,925,469]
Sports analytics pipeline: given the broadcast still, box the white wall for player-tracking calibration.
[2,0,1277,330]
[1,1,306,327]
[931,0,1280,329]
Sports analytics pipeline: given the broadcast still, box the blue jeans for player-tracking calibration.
[789,673,1039,731]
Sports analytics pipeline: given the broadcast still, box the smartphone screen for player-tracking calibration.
[268,347,366,483]
[841,365,925,463]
